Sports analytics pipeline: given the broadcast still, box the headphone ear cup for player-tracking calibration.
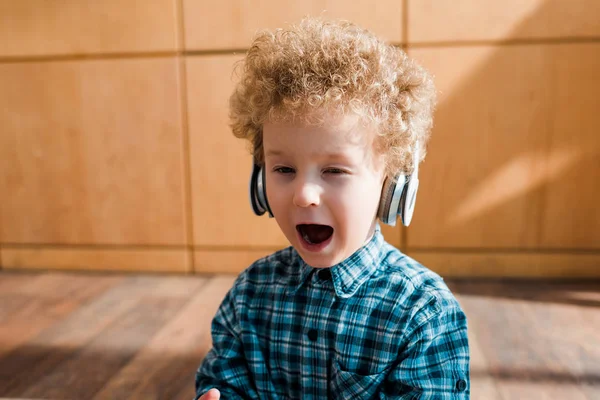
[249,163,266,216]
[400,176,419,226]
[378,175,405,226]
[259,165,273,217]
[248,162,274,217]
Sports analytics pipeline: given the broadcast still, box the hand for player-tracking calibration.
[198,388,220,400]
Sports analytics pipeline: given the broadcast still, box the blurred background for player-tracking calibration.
[0,1,599,399]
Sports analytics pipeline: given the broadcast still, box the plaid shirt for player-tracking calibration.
[196,226,470,399]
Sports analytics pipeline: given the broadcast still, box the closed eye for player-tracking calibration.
[273,166,295,174]
[324,168,348,175]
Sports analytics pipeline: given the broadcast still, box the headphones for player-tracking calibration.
[249,142,420,227]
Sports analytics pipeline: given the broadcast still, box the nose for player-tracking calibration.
[293,179,321,208]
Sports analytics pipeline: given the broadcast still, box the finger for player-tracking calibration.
[199,388,220,400]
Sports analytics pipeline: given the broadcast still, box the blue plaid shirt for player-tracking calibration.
[196,226,470,399]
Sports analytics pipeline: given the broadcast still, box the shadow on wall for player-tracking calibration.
[412,0,600,251]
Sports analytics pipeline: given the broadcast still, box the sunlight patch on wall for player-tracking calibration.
[447,147,581,226]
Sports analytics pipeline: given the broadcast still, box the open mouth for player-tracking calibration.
[296,224,334,250]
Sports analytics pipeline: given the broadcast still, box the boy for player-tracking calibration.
[195,17,470,399]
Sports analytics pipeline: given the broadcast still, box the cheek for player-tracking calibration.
[266,177,287,210]
[329,180,382,220]
[347,178,382,206]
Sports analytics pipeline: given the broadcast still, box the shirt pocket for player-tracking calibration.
[330,357,389,399]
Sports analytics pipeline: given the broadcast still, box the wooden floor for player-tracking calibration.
[0,271,599,400]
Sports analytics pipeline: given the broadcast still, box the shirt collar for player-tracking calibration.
[290,224,385,298]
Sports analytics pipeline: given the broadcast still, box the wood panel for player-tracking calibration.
[466,324,501,399]
[92,275,234,399]
[381,224,401,249]
[186,55,288,248]
[452,279,600,399]
[0,276,205,397]
[408,0,600,43]
[540,44,600,248]
[408,251,600,278]
[408,44,600,249]
[194,249,279,274]
[0,272,122,358]
[0,275,161,394]
[0,58,187,245]
[0,0,179,57]
[183,0,403,50]
[2,271,600,398]
[1,247,189,273]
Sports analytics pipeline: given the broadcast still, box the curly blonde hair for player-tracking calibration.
[229,17,436,176]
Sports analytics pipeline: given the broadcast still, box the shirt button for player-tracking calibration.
[456,379,467,392]
[307,329,318,342]
[317,268,332,281]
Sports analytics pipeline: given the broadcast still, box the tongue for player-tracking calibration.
[301,224,333,244]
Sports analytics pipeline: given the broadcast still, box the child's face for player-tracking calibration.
[263,114,386,268]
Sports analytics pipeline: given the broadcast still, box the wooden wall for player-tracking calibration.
[1,0,599,277]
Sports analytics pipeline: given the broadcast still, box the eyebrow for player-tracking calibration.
[264,150,355,164]
[264,149,284,157]
[324,152,354,162]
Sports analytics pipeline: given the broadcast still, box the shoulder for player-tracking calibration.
[230,246,301,292]
[212,247,299,326]
[376,242,466,324]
